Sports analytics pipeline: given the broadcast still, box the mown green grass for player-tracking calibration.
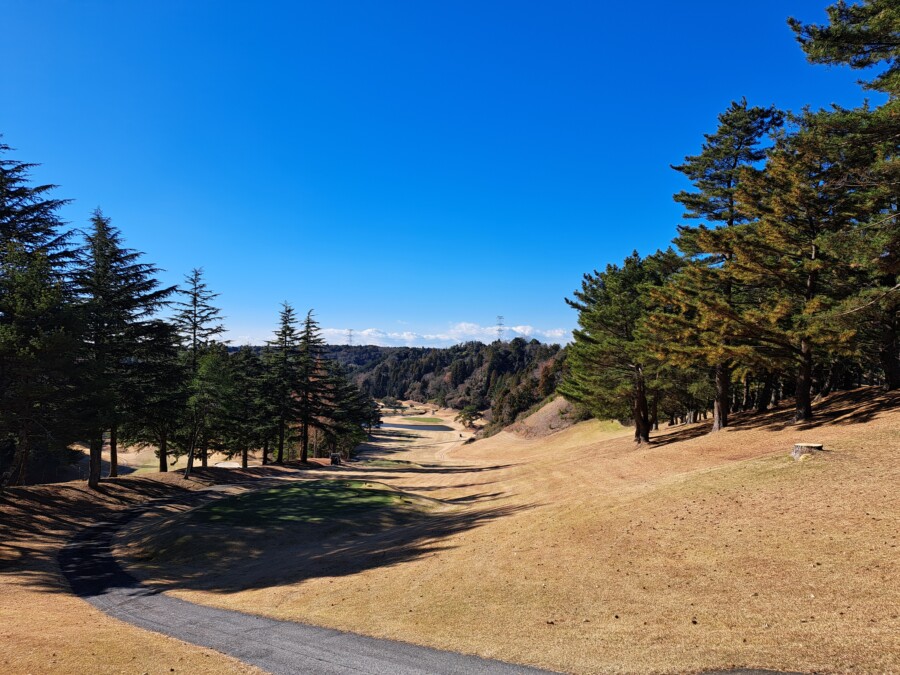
[359,459,421,469]
[402,416,444,423]
[192,480,404,526]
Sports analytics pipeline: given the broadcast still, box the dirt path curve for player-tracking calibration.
[59,487,553,675]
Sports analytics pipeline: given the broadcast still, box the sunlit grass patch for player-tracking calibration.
[193,480,405,526]
[359,459,422,469]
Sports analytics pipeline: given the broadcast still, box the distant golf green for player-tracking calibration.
[360,459,421,469]
[402,417,444,423]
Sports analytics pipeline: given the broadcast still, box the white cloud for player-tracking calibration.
[316,322,570,347]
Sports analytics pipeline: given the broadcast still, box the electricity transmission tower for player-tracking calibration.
[347,328,354,346]
[496,315,505,343]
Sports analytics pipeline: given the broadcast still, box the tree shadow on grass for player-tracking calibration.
[63,484,537,599]
[649,423,712,448]
[0,467,306,592]
[0,476,207,594]
[649,387,900,446]
[146,509,533,595]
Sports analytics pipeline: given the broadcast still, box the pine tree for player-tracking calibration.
[255,345,280,465]
[119,319,187,472]
[790,3,900,389]
[560,250,680,443]
[296,310,331,463]
[74,210,175,486]
[173,268,225,373]
[0,140,72,264]
[0,245,83,485]
[789,1,900,96]
[172,268,226,472]
[264,303,302,464]
[664,100,783,431]
[183,343,233,473]
[733,109,873,420]
[223,346,265,468]
[0,142,81,486]
[322,360,377,459]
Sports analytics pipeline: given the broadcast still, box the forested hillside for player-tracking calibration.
[323,339,565,432]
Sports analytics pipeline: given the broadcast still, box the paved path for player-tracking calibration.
[58,494,553,675]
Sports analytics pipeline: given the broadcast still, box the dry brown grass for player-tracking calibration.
[506,395,596,438]
[119,389,900,674]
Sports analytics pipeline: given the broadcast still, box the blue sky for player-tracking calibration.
[1,1,879,346]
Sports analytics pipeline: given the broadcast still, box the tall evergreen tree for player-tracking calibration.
[74,210,175,486]
[182,343,233,473]
[255,344,280,465]
[172,268,226,472]
[0,141,72,264]
[320,360,374,458]
[264,303,302,464]
[0,245,83,485]
[224,346,265,468]
[297,310,331,463]
[733,109,873,420]
[790,2,900,389]
[173,267,225,373]
[560,250,680,443]
[119,319,187,472]
[666,100,783,431]
[0,142,81,486]
[789,1,900,96]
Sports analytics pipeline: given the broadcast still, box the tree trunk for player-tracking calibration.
[741,376,752,411]
[277,417,285,464]
[108,425,118,478]
[880,312,900,390]
[242,446,249,469]
[88,435,103,489]
[795,340,814,422]
[795,248,817,422]
[158,432,168,472]
[771,378,782,407]
[3,433,30,487]
[632,374,650,444]
[262,438,269,466]
[201,442,208,468]
[711,363,730,431]
[816,361,841,401]
[301,420,309,463]
[185,426,198,477]
[756,372,774,413]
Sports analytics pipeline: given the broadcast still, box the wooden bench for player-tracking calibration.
[791,443,824,460]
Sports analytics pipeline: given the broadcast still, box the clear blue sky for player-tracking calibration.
[1,1,879,346]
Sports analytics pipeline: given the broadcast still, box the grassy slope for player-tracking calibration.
[122,389,899,674]
[121,480,446,573]
[0,472,272,675]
